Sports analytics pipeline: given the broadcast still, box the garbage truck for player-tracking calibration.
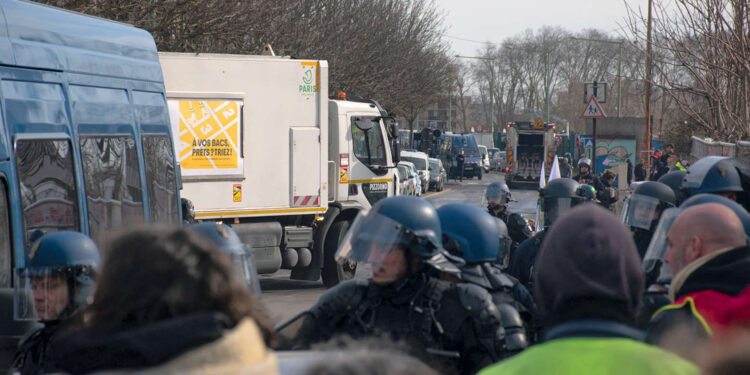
[159,53,400,286]
[505,120,557,189]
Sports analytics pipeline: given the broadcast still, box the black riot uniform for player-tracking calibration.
[484,182,532,251]
[508,179,594,292]
[276,196,506,375]
[437,203,533,353]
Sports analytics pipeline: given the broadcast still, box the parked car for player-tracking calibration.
[400,150,430,192]
[491,150,507,171]
[488,147,500,158]
[428,158,447,192]
[398,161,421,196]
[478,145,490,172]
[397,164,416,196]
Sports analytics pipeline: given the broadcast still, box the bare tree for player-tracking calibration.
[625,0,750,140]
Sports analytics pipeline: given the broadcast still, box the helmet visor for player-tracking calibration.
[622,195,662,230]
[643,207,682,285]
[542,197,580,227]
[231,252,261,297]
[497,237,513,269]
[335,209,409,270]
[14,268,70,321]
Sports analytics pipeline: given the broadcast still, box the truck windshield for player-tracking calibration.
[401,156,426,170]
[352,117,386,167]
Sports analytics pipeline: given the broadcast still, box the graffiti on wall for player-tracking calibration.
[595,138,636,189]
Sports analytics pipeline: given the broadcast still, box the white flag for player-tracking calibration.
[549,156,561,182]
[534,160,546,232]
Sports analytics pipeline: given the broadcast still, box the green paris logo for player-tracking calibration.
[299,67,316,94]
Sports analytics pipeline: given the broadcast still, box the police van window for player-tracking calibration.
[15,139,80,246]
[142,135,179,224]
[351,117,386,167]
[79,136,144,243]
[0,180,11,287]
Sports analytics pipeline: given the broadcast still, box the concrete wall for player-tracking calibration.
[584,117,647,163]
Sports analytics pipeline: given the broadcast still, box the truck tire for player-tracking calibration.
[321,220,356,287]
[478,169,483,180]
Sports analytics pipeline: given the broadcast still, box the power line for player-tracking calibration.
[444,34,500,45]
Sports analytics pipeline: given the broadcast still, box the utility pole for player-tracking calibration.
[645,0,654,168]
[448,86,453,132]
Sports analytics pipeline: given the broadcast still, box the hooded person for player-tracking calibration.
[479,204,698,375]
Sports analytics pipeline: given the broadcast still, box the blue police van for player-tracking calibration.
[0,0,180,368]
[438,134,483,180]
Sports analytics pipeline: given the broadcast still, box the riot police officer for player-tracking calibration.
[436,203,532,353]
[276,196,506,375]
[572,157,595,185]
[681,156,749,209]
[508,178,594,291]
[12,231,100,374]
[187,222,261,296]
[621,181,676,258]
[484,182,532,250]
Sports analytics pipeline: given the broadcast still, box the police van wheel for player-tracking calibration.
[321,220,356,287]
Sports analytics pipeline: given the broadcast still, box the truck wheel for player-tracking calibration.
[321,220,356,287]
[478,169,483,180]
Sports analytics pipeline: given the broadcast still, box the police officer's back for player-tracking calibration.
[508,179,594,291]
[437,203,532,354]
[12,232,100,374]
[278,196,506,375]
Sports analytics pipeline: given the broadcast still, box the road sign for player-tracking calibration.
[533,118,544,129]
[584,82,607,103]
[583,138,593,149]
[581,96,606,118]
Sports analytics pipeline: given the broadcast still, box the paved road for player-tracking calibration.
[260,171,539,325]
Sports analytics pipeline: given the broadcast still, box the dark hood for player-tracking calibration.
[534,203,645,326]
[672,245,750,301]
[48,312,232,374]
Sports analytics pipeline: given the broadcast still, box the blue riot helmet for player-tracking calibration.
[682,156,743,199]
[622,182,676,233]
[437,203,512,288]
[187,222,261,296]
[438,203,500,263]
[15,231,100,321]
[657,171,687,206]
[336,196,459,276]
[643,194,750,288]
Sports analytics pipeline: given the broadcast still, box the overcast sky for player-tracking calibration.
[434,0,650,57]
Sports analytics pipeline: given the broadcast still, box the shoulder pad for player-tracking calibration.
[496,302,528,351]
[485,265,516,289]
[455,283,500,321]
[309,279,369,318]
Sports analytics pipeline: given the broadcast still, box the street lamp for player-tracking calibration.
[570,36,625,118]
[456,55,496,135]
[505,44,552,123]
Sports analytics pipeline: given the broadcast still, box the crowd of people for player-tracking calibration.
[9,153,750,375]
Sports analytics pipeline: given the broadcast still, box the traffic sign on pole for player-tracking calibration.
[581,96,606,118]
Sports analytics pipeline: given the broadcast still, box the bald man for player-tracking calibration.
[648,203,750,358]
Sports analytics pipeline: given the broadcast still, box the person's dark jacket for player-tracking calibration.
[648,245,750,343]
[634,163,647,181]
[571,172,595,185]
[560,164,573,178]
[47,312,278,375]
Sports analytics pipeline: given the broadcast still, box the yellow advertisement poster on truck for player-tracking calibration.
[168,99,243,177]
